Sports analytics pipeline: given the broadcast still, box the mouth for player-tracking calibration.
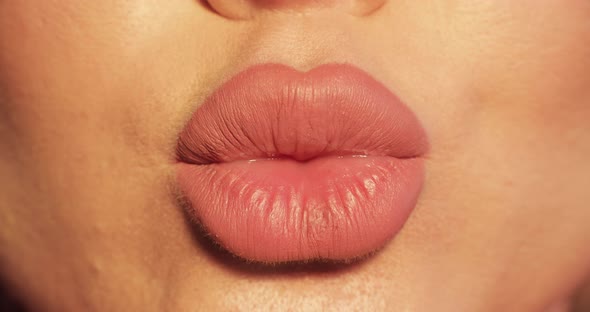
[176,63,429,264]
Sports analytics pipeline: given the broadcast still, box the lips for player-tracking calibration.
[176,64,428,263]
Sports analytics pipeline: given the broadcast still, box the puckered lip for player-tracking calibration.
[176,63,429,263]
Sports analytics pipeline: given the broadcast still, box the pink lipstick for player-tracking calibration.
[177,64,428,263]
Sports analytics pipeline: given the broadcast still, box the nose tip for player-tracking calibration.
[206,0,386,19]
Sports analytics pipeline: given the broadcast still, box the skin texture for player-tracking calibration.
[0,0,589,311]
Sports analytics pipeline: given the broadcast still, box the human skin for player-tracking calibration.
[0,0,589,311]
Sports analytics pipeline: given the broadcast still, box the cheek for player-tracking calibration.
[424,0,590,190]
[468,1,590,113]
[0,2,200,305]
[0,0,239,292]
[0,0,242,156]
[400,1,590,304]
[464,1,590,198]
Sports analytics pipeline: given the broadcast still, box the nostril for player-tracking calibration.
[206,0,386,20]
[253,0,354,10]
[206,0,254,20]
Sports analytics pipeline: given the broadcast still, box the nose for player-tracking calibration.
[206,0,386,19]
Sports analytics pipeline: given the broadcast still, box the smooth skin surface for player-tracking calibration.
[1,1,589,311]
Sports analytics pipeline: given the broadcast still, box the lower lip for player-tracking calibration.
[178,154,424,263]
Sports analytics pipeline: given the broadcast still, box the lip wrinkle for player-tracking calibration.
[176,63,428,263]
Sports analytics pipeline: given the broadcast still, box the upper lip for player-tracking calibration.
[177,63,429,165]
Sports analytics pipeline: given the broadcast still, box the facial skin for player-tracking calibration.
[0,1,589,311]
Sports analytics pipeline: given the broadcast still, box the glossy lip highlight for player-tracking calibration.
[177,63,429,263]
